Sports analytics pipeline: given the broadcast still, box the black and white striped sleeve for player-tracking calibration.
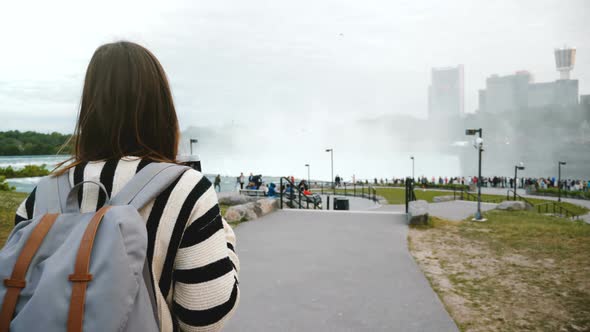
[14,187,37,225]
[172,176,240,331]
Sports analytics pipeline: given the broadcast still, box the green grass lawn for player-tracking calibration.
[0,191,27,246]
[409,210,590,331]
[375,188,458,204]
[324,187,488,204]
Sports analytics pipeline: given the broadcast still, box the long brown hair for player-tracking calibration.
[56,41,179,174]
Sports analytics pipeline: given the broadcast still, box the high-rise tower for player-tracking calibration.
[554,46,576,80]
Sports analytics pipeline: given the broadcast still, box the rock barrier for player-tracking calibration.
[496,200,527,211]
[225,198,280,223]
[408,200,429,225]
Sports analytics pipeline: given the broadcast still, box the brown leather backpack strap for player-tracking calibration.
[0,213,59,332]
[67,206,111,332]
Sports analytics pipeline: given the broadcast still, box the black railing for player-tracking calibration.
[505,190,580,219]
[506,190,535,209]
[279,177,322,210]
[451,188,504,204]
[534,202,580,219]
[309,182,378,203]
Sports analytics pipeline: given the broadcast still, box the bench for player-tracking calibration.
[239,189,266,197]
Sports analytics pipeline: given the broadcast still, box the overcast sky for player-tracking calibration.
[1,0,588,178]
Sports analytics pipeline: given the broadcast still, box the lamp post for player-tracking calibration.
[465,128,484,221]
[189,138,198,155]
[325,149,334,189]
[514,163,525,200]
[558,161,566,202]
[305,164,310,187]
[410,156,415,181]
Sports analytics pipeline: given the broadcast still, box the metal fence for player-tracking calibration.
[405,178,416,213]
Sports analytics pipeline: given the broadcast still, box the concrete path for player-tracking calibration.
[318,195,381,211]
[225,209,458,332]
[377,201,497,221]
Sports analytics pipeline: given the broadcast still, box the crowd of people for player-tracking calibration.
[223,173,590,196]
[369,176,590,192]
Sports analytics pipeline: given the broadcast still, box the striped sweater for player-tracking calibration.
[14,157,240,332]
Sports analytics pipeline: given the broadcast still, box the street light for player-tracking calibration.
[514,163,525,200]
[189,138,198,155]
[465,128,484,221]
[305,164,311,186]
[325,149,334,189]
[410,156,415,180]
[558,161,566,202]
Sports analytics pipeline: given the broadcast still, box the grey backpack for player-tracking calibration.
[0,163,188,332]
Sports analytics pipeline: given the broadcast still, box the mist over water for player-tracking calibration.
[179,119,462,181]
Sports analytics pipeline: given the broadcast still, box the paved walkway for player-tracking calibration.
[377,201,497,221]
[225,209,458,331]
[318,195,381,211]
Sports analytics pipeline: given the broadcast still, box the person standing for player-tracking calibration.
[239,172,245,189]
[214,174,222,192]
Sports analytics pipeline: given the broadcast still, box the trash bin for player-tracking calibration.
[334,197,350,210]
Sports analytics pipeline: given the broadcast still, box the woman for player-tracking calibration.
[14,41,239,332]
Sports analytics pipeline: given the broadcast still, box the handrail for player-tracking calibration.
[279,177,322,210]
[505,190,535,209]
[506,190,580,219]
[534,201,580,220]
[453,188,503,203]
[309,182,379,203]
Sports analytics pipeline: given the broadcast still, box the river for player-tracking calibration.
[1,155,281,194]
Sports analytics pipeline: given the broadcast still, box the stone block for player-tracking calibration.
[496,200,526,211]
[408,200,429,225]
[433,195,455,203]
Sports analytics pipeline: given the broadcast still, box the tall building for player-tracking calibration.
[581,95,590,115]
[555,46,576,80]
[478,47,579,114]
[479,71,531,113]
[428,65,464,118]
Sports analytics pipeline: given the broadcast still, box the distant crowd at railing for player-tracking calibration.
[350,176,590,192]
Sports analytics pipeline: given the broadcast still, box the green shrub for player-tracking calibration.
[0,164,50,178]
[0,176,15,192]
[534,188,590,200]
[0,130,72,156]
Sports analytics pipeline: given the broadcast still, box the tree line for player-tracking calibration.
[0,131,72,155]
